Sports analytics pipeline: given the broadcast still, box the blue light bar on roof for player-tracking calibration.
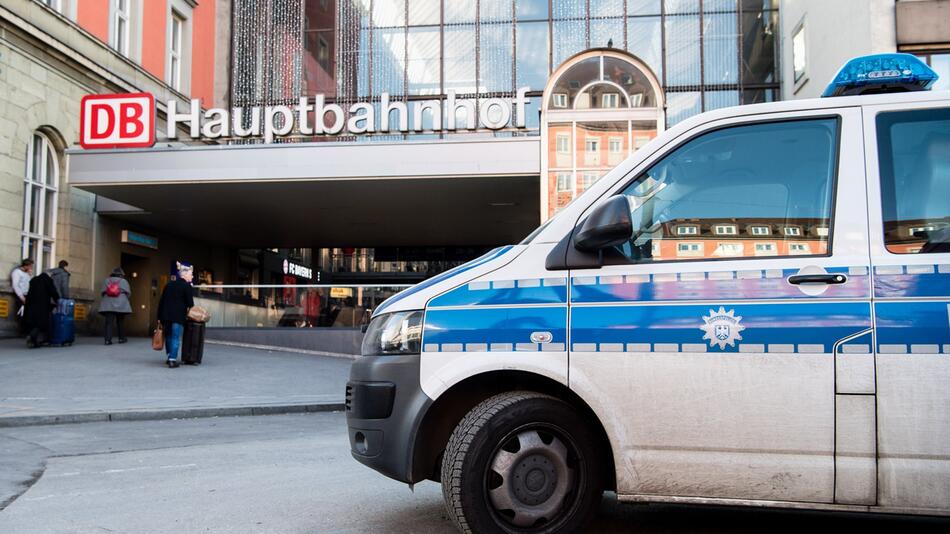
[822,53,939,98]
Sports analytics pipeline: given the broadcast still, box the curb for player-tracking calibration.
[204,339,359,360]
[0,402,345,428]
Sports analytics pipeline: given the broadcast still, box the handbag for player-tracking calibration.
[186,305,210,323]
[152,323,164,351]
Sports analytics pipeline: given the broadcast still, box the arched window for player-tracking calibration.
[22,132,59,270]
[541,50,664,219]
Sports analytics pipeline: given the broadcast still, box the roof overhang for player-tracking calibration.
[68,137,542,247]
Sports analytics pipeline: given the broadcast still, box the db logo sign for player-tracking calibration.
[80,93,155,149]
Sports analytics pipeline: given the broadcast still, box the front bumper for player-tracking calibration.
[345,354,433,484]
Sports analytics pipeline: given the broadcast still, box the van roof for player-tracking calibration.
[670,89,950,137]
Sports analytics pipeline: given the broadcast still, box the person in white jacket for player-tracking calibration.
[10,259,33,335]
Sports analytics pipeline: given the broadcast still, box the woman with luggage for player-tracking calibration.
[157,262,194,368]
[99,267,132,345]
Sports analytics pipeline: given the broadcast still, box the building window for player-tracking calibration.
[815,226,829,237]
[41,0,63,12]
[552,93,568,108]
[676,225,698,236]
[317,35,330,71]
[579,172,599,189]
[750,225,770,236]
[676,242,703,257]
[112,0,131,56]
[909,225,937,237]
[714,243,744,257]
[784,226,802,236]
[913,53,950,92]
[556,134,570,154]
[169,11,184,90]
[789,243,811,255]
[584,138,600,165]
[22,132,59,271]
[608,137,623,154]
[714,224,737,235]
[792,23,807,83]
[634,135,651,149]
[556,172,572,192]
[602,93,620,108]
[754,242,776,256]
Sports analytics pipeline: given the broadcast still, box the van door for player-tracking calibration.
[568,108,871,504]
[864,103,950,512]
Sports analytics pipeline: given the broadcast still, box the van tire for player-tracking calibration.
[440,391,603,534]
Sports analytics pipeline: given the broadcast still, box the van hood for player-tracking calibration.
[372,245,522,316]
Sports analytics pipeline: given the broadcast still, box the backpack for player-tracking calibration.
[105,280,121,298]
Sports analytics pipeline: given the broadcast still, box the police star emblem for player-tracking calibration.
[700,307,745,350]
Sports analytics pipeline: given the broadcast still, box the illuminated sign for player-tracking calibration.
[121,230,158,249]
[80,93,155,148]
[282,259,313,280]
[330,287,353,298]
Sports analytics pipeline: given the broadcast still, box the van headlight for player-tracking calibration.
[361,311,424,356]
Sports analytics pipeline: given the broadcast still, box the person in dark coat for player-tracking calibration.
[157,262,194,367]
[24,272,59,348]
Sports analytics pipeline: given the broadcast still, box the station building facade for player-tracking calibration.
[1,0,784,343]
[0,0,227,336]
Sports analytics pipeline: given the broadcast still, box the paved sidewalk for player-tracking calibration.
[0,336,351,426]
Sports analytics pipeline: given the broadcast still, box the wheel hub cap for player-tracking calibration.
[488,429,575,528]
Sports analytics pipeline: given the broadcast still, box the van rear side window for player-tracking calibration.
[612,118,839,264]
[876,108,950,254]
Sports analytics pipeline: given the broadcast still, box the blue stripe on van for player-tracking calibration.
[873,265,950,298]
[570,302,872,353]
[875,301,950,353]
[570,267,870,304]
[423,306,567,349]
[374,245,513,316]
[428,277,568,307]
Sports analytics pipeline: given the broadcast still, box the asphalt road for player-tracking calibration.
[0,413,946,533]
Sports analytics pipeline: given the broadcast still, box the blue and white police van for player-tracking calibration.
[346,54,950,533]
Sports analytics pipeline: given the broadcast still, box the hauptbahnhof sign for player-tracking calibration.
[80,88,532,148]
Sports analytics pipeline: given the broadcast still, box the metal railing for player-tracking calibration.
[192,284,411,329]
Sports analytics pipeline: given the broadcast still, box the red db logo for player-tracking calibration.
[80,93,155,149]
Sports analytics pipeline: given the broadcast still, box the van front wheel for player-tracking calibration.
[440,392,603,534]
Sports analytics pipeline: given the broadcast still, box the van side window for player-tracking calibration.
[876,108,950,254]
[613,118,839,264]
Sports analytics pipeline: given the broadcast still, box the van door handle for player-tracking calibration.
[787,273,847,285]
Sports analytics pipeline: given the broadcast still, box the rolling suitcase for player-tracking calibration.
[181,320,206,365]
[50,299,75,346]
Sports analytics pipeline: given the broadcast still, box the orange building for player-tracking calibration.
[70,0,224,107]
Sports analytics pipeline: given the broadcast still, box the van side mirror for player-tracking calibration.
[573,196,633,252]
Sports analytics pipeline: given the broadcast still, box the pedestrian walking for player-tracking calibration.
[157,262,195,368]
[10,259,33,335]
[99,267,132,345]
[24,271,59,348]
[46,260,71,299]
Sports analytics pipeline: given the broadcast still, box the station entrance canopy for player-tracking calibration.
[67,137,541,248]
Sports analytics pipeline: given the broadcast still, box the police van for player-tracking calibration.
[346,54,950,533]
